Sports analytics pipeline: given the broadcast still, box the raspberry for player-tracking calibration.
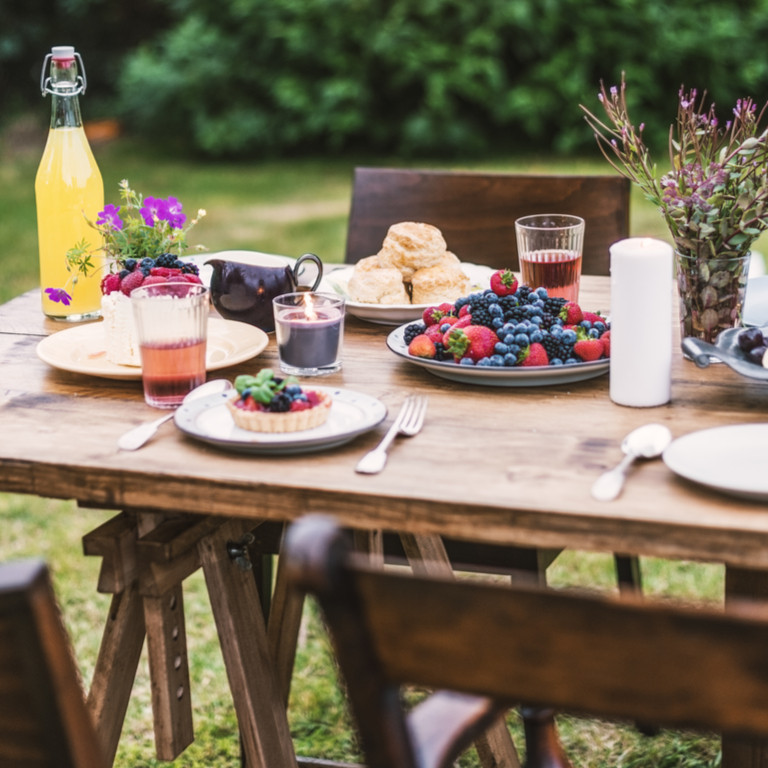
[100,273,121,294]
[141,275,168,286]
[120,269,145,296]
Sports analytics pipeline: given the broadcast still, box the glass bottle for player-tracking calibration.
[35,45,105,321]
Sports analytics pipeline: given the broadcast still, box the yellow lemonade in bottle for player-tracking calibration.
[35,46,105,321]
[36,126,104,319]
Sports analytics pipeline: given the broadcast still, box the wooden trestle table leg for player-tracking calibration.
[199,519,298,768]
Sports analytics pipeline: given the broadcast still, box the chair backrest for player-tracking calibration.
[344,167,631,274]
[285,516,768,768]
[0,559,106,768]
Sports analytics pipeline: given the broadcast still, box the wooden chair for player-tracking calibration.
[343,165,639,594]
[285,516,768,768]
[0,559,106,768]
[345,166,631,274]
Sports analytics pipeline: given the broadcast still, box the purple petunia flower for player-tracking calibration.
[45,287,72,305]
[96,204,123,230]
[164,196,187,229]
[140,196,169,227]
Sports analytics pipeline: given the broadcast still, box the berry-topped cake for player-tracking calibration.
[100,254,203,365]
[225,369,332,433]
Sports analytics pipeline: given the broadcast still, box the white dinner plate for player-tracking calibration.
[36,317,269,380]
[663,424,768,501]
[386,323,609,387]
[323,263,495,325]
[174,387,387,455]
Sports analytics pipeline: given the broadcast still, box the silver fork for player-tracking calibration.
[355,395,428,474]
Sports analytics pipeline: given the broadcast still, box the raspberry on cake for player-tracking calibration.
[225,369,332,433]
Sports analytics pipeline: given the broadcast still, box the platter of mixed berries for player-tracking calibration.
[386,269,611,386]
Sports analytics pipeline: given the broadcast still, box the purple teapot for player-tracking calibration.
[206,251,323,332]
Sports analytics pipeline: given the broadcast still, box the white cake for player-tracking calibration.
[101,292,140,366]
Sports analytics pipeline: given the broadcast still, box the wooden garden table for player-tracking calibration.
[1,276,768,767]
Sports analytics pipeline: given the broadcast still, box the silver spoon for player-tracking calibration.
[117,378,232,451]
[591,423,673,502]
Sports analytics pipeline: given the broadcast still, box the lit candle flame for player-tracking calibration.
[303,292,318,321]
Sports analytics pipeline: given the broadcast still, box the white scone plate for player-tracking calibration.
[323,263,495,325]
[36,317,268,380]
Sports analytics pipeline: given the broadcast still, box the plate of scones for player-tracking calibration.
[324,221,494,325]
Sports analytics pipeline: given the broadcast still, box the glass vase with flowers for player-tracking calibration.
[581,75,768,344]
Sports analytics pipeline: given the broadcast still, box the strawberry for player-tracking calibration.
[100,273,121,294]
[446,325,497,363]
[458,304,471,317]
[573,338,604,362]
[600,330,611,358]
[119,269,145,296]
[442,314,472,345]
[424,324,445,343]
[520,342,549,367]
[422,305,447,325]
[408,334,437,359]
[490,268,518,297]
[583,311,604,325]
[559,301,583,324]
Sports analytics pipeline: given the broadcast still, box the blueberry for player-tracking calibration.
[140,257,154,268]
[285,385,302,396]
[588,328,600,339]
[492,317,504,329]
[562,329,578,344]
[459,357,476,366]
[593,321,607,333]
[580,320,592,330]
[476,357,492,366]
[551,358,564,366]
[124,259,137,271]
[503,353,518,366]
[495,342,509,354]
[488,303,503,317]
[503,334,516,345]
[535,287,549,299]
[119,268,130,279]
[514,333,530,345]
[530,329,544,343]
[565,357,578,365]
[489,355,505,367]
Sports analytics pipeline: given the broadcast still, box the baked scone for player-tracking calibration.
[410,257,471,304]
[377,221,447,280]
[226,370,332,433]
[347,263,410,304]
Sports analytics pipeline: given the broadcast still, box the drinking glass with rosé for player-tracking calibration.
[131,282,209,408]
[514,214,585,303]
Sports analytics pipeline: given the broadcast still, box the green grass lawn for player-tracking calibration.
[0,121,726,767]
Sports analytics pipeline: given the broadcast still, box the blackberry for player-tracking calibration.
[433,342,448,361]
[541,334,573,362]
[268,392,292,412]
[403,322,426,344]
[156,253,176,268]
[123,258,137,271]
[515,285,532,301]
[544,296,567,314]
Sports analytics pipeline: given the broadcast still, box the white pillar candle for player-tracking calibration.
[609,238,673,407]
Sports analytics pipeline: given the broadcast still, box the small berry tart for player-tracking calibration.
[225,369,332,433]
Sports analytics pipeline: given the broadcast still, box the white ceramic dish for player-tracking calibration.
[744,275,768,327]
[181,250,295,288]
[174,387,387,455]
[663,423,768,501]
[323,263,495,325]
[386,323,609,387]
[36,318,268,380]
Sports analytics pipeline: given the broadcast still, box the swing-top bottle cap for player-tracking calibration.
[51,46,76,60]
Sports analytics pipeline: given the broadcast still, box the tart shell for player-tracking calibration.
[225,390,332,433]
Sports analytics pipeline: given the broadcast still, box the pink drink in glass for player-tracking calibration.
[520,249,582,303]
[139,338,206,408]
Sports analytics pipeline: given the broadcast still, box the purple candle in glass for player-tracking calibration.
[273,292,345,375]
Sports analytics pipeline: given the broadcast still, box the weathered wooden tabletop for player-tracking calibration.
[2,276,768,568]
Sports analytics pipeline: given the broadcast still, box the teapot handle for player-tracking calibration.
[292,253,324,291]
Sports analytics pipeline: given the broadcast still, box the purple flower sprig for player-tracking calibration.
[581,73,768,260]
[50,180,206,304]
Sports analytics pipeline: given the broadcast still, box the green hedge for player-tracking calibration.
[6,0,768,159]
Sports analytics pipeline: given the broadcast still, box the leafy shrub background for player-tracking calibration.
[5,0,768,159]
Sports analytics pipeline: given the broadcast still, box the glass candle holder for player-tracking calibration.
[273,292,345,376]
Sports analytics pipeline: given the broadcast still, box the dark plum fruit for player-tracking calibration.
[747,345,767,365]
[738,326,765,353]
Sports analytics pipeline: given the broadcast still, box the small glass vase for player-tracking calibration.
[674,251,751,345]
